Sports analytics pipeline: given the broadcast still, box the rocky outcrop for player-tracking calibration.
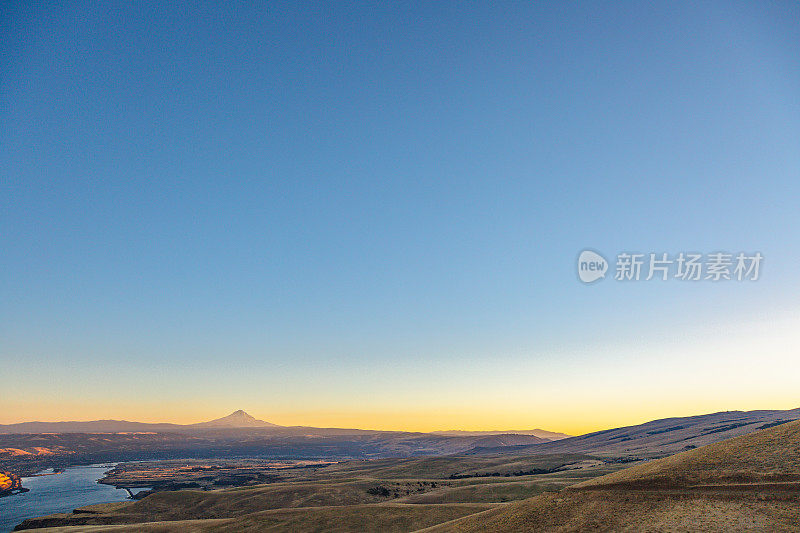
[0,470,25,496]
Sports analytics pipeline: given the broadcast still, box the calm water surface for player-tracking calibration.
[0,464,140,532]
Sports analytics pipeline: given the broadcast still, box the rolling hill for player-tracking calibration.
[425,419,800,532]
[575,416,800,489]
[466,407,800,458]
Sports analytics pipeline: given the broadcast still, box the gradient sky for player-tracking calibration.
[2,2,800,435]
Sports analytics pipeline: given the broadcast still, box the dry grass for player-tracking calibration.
[18,422,800,532]
[22,504,496,532]
[421,489,800,532]
[576,419,800,489]
[424,420,800,532]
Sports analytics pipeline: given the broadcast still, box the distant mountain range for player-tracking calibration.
[431,429,571,440]
[4,408,798,454]
[4,407,800,481]
[0,410,278,434]
[0,410,559,439]
[0,411,558,472]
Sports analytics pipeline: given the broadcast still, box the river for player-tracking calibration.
[0,464,146,532]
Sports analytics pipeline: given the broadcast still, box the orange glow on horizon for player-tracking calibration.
[4,398,800,437]
[5,313,799,436]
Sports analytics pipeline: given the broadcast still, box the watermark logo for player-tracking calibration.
[577,250,608,283]
[577,250,763,284]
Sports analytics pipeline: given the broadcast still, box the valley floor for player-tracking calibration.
[12,455,624,531]
[12,416,800,532]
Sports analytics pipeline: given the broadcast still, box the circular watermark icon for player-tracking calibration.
[577,250,608,283]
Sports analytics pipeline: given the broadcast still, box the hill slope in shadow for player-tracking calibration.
[425,419,800,532]
[466,407,800,458]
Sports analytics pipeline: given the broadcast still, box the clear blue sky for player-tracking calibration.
[2,1,799,431]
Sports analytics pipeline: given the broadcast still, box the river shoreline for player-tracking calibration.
[0,464,146,533]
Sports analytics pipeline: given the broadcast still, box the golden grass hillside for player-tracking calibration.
[575,418,800,488]
[424,420,800,532]
[18,503,497,532]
